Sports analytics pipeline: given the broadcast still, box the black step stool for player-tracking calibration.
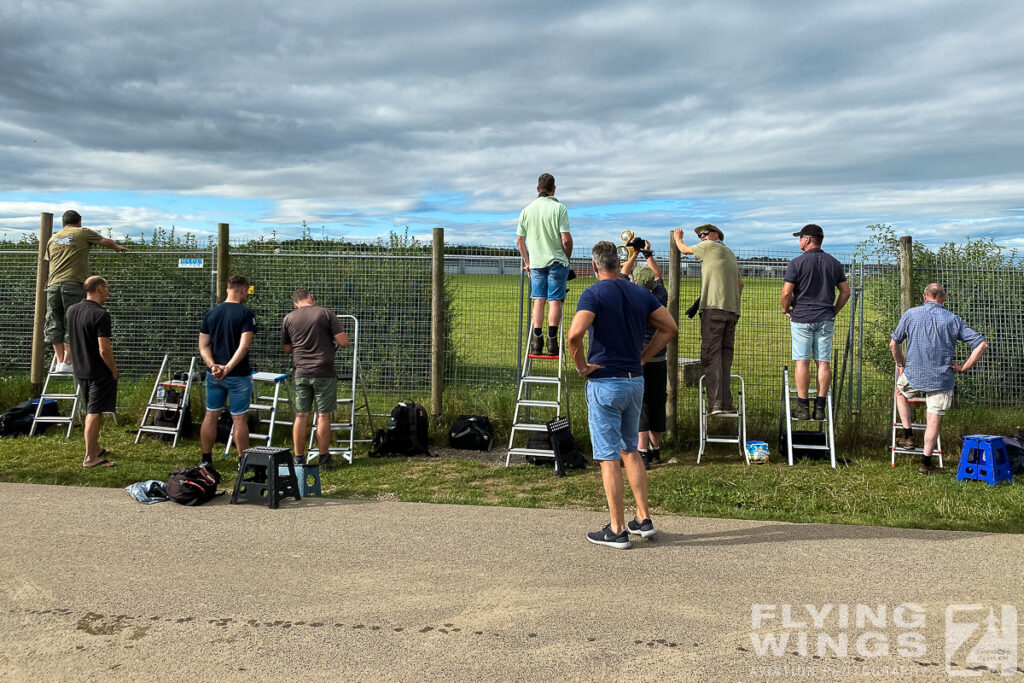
[231,446,300,509]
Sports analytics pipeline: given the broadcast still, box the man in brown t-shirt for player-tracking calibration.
[282,289,349,466]
[45,210,128,372]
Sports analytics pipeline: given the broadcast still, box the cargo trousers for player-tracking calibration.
[699,308,739,411]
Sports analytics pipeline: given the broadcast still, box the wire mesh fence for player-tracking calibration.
[0,233,1020,435]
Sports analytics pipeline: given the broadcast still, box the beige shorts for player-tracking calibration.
[896,373,952,416]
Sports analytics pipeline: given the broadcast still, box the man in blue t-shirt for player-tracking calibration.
[198,274,257,463]
[780,224,850,421]
[568,242,677,549]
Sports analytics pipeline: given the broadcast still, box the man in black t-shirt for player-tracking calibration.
[66,276,119,468]
[780,224,851,420]
[198,274,257,463]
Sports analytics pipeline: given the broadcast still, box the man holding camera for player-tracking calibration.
[569,242,677,549]
[516,173,573,356]
[621,241,668,468]
[781,224,850,420]
[673,225,742,415]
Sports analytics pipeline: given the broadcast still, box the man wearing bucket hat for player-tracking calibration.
[673,225,743,415]
[780,224,851,421]
[622,242,668,468]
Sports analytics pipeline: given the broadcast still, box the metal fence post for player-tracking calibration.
[431,227,444,419]
[30,212,54,394]
[666,230,680,439]
[216,223,229,302]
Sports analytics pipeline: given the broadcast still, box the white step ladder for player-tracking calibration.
[890,366,943,468]
[505,329,568,467]
[30,356,80,438]
[779,366,837,468]
[224,372,293,456]
[135,355,199,447]
[696,374,748,464]
[307,315,374,464]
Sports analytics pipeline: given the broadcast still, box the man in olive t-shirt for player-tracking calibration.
[673,225,743,414]
[282,289,349,466]
[44,210,128,372]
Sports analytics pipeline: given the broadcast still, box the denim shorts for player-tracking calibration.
[791,320,835,362]
[530,262,569,301]
[585,376,644,460]
[205,374,253,414]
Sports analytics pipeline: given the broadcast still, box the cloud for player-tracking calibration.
[1,0,1022,251]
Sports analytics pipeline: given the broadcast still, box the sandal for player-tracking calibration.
[84,458,116,468]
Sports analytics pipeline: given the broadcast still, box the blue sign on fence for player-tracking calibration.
[177,258,204,269]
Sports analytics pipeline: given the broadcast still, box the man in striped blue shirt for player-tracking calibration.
[889,283,988,474]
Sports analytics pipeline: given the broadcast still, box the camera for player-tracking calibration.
[616,230,651,261]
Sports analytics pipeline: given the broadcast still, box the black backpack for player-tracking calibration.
[166,463,223,506]
[371,400,432,457]
[0,399,58,437]
[448,415,494,451]
[1004,431,1024,476]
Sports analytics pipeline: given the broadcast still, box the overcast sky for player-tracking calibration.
[1,0,1022,255]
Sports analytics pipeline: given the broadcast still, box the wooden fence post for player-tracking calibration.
[665,230,680,440]
[216,223,229,302]
[899,235,913,313]
[30,213,54,394]
[430,227,444,419]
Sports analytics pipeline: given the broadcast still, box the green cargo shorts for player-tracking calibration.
[44,282,86,344]
[293,377,338,414]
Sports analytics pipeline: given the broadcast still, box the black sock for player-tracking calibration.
[201,452,212,464]
[547,325,557,338]
[797,397,810,407]
[814,397,826,409]
[921,455,932,466]
[903,428,913,438]
[533,328,542,337]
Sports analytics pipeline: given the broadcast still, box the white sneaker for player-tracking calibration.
[54,361,73,374]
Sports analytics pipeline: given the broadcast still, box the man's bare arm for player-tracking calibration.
[222,331,254,375]
[560,232,573,260]
[334,332,350,348]
[98,337,118,380]
[672,228,694,256]
[99,237,127,253]
[516,235,530,271]
[951,340,988,372]
[834,281,851,315]
[781,282,795,315]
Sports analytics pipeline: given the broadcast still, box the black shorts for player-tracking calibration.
[639,360,667,432]
[78,376,117,415]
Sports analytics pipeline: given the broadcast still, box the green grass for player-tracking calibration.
[2,422,1022,534]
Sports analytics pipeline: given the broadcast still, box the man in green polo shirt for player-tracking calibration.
[674,225,743,414]
[45,210,128,373]
[516,173,573,356]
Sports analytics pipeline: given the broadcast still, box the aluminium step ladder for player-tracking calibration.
[779,366,837,468]
[135,355,200,447]
[307,315,375,464]
[890,365,943,468]
[224,371,293,457]
[696,374,748,464]
[505,328,569,467]
[30,356,81,438]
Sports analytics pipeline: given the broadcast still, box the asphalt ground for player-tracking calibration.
[1,482,1022,681]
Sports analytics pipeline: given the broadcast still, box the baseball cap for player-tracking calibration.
[632,266,656,290]
[793,224,824,240]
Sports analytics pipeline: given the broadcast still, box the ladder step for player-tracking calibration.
[32,416,74,423]
[326,423,353,430]
[796,444,831,451]
[892,447,943,454]
[138,426,179,434]
[508,447,555,458]
[892,422,928,430]
[148,402,184,410]
[517,400,559,408]
[527,354,558,360]
[705,436,741,444]
[41,393,78,400]
[511,423,550,432]
[522,376,561,384]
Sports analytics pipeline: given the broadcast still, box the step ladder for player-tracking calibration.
[890,366,943,468]
[696,374,748,464]
[505,329,568,467]
[307,315,375,464]
[30,356,80,438]
[779,366,837,468]
[135,355,200,447]
[224,372,293,457]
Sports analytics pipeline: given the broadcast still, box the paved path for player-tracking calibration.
[1,482,1022,681]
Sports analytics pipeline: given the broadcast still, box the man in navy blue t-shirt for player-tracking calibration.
[198,274,257,463]
[568,242,677,549]
[780,224,850,421]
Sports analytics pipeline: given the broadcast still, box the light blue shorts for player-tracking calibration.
[530,262,569,301]
[791,320,835,362]
[206,375,253,415]
[585,376,644,460]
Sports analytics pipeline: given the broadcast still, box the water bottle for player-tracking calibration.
[157,386,166,404]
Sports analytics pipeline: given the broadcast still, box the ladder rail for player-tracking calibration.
[307,315,363,464]
[506,325,566,467]
[31,355,80,439]
[697,374,747,464]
